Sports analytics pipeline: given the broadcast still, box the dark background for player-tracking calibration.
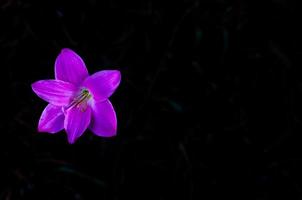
[1,0,302,199]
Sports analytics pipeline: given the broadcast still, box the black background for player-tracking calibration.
[1,0,302,199]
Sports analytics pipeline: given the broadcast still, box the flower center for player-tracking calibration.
[66,88,91,112]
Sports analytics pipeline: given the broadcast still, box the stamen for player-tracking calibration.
[66,88,91,112]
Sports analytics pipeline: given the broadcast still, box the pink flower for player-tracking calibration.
[31,48,121,144]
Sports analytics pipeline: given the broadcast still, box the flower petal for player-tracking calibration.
[89,100,117,137]
[55,48,89,85]
[31,80,77,106]
[38,104,64,133]
[64,107,91,144]
[82,70,121,102]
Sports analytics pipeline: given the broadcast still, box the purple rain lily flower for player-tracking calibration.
[31,48,121,144]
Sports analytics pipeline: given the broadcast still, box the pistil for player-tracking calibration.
[66,88,91,112]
